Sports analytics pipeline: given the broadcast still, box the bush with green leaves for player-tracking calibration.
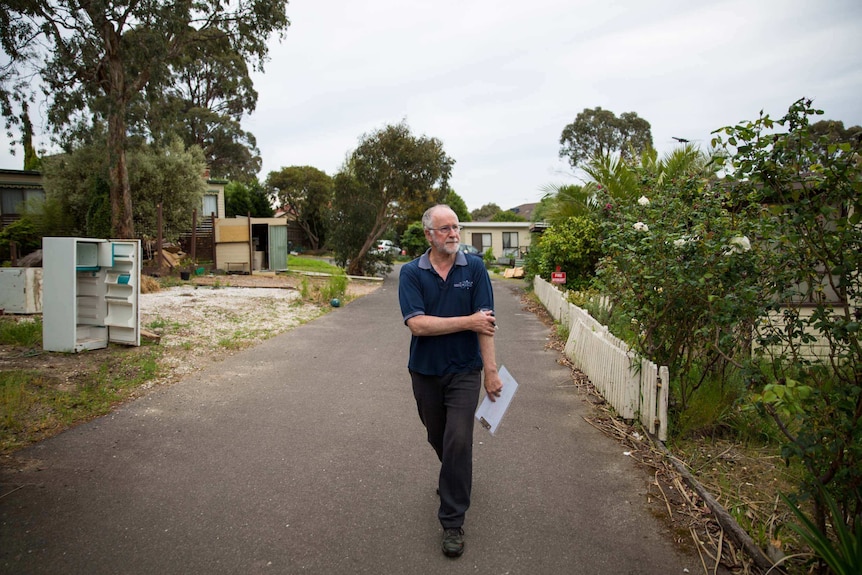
[400,222,428,257]
[593,174,768,410]
[711,98,862,556]
[0,218,41,261]
[482,247,495,267]
[534,216,601,291]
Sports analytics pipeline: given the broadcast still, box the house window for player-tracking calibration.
[202,193,218,218]
[502,231,520,257]
[1,189,24,214]
[471,233,492,253]
[1,188,44,215]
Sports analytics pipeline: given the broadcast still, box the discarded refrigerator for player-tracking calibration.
[42,237,141,353]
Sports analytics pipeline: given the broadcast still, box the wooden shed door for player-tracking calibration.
[269,225,288,271]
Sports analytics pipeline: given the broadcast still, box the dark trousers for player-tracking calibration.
[410,369,482,529]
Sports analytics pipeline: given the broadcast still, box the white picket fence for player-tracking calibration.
[533,276,669,441]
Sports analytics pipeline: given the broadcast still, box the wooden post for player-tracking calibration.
[157,203,163,275]
[211,212,217,270]
[247,212,253,274]
[190,208,197,265]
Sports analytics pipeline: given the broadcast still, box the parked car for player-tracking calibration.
[459,243,480,255]
[375,239,401,255]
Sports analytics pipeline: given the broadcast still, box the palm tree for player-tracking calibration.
[540,144,714,224]
[538,182,597,224]
[586,144,714,198]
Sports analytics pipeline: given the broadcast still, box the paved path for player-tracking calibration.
[2,269,702,574]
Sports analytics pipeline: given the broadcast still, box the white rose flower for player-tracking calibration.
[726,235,752,255]
[633,222,649,232]
[731,236,751,251]
[638,196,650,206]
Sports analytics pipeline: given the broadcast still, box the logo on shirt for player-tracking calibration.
[453,280,473,289]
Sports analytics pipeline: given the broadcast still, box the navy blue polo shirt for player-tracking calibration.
[399,249,494,376]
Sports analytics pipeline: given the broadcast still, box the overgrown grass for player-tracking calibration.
[1,347,163,453]
[555,322,570,343]
[0,316,41,346]
[296,271,349,305]
[321,274,348,301]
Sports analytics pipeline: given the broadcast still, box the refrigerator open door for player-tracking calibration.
[101,239,141,346]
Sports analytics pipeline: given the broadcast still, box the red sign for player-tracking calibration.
[551,271,566,284]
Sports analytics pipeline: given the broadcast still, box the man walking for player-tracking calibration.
[398,204,503,558]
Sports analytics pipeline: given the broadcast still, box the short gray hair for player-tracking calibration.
[422,204,452,229]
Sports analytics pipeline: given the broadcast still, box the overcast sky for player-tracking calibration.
[2,0,861,213]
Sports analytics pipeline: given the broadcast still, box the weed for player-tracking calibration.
[321,275,348,302]
[1,370,39,431]
[0,316,42,347]
[157,276,185,288]
[555,322,570,342]
[217,332,249,350]
[0,348,163,453]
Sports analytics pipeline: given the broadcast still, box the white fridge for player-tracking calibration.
[42,237,141,353]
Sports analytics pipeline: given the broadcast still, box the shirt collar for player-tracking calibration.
[418,248,467,270]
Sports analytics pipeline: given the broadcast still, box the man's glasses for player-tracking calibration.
[427,225,463,234]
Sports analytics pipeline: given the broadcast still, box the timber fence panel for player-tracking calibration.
[535,276,669,440]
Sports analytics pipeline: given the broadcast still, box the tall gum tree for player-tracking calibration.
[334,121,454,276]
[559,107,653,169]
[0,0,290,238]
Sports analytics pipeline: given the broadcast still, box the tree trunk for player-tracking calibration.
[100,19,135,239]
[107,110,135,238]
[297,220,319,251]
[346,259,363,276]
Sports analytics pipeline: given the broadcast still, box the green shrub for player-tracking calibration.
[535,216,601,291]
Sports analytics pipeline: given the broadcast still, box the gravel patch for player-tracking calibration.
[139,285,324,380]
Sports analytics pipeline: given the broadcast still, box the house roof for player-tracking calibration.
[474,202,538,222]
[0,169,44,189]
[0,169,41,176]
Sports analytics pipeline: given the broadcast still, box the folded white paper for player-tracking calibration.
[475,365,519,435]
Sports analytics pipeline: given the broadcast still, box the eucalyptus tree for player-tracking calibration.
[331,121,454,276]
[559,107,653,169]
[267,166,333,251]
[137,28,263,182]
[0,0,290,238]
[470,203,501,221]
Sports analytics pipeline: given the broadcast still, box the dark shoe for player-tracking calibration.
[442,527,464,557]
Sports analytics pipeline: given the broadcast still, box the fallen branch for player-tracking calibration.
[658,442,782,574]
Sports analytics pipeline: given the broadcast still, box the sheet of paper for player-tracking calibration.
[475,365,519,435]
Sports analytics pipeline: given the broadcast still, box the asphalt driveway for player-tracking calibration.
[1,268,703,574]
